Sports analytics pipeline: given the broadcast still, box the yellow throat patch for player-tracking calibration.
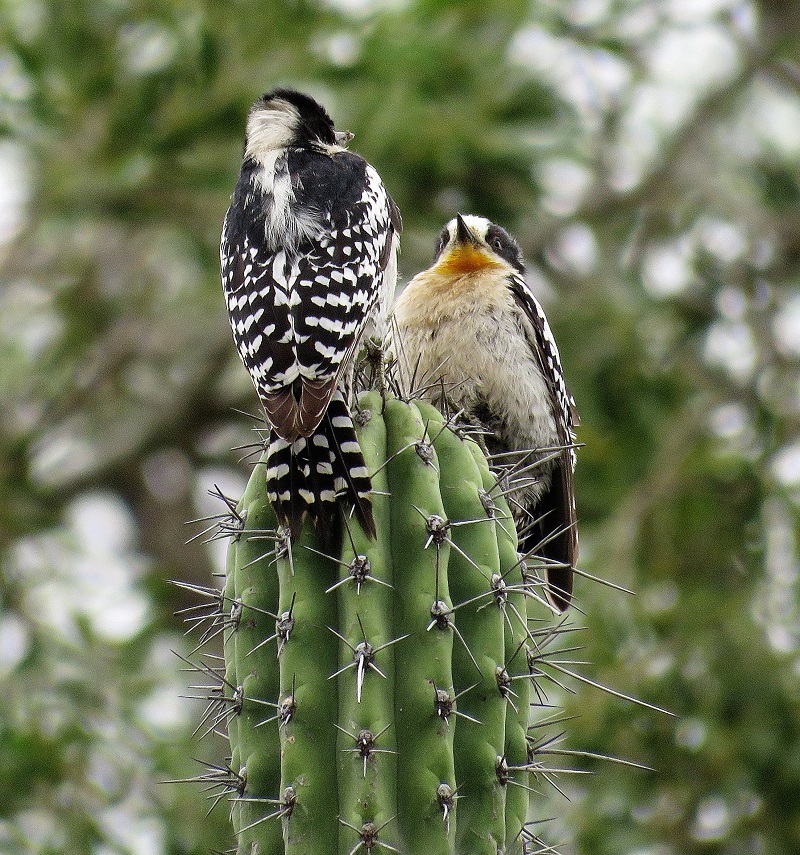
[434,244,505,277]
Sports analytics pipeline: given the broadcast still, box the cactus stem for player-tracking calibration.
[217,396,578,855]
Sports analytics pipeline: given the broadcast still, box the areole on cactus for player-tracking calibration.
[208,390,569,855]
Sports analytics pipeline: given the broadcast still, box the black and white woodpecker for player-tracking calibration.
[221,88,402,546]
[392,215,578,611]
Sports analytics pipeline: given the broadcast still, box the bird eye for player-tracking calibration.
[490,236,504,252]
[435,234,449,256]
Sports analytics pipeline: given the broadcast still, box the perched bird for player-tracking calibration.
[221,88,402,547]
[392,215,578,611]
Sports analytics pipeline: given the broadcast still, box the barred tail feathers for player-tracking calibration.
[265,391,375,551]
[322,392,376,541]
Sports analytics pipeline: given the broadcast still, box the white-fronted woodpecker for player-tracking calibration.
[392,214,578,611]
[221,88,402,547]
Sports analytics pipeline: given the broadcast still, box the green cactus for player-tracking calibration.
[208,392,565,855]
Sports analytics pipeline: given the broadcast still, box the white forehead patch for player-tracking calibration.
[446,214,492,241]
[245,99,300,162]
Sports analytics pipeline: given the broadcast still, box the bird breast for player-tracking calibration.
[394,269,560,454]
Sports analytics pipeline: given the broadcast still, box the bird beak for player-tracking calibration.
[335,130,354,146]
[454,213,479,246]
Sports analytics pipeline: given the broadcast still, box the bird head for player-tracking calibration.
[432,214,525,277]
[244,88,352,161]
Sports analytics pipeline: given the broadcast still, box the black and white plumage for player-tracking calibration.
[221,88,402,546]
[392,215,578,611]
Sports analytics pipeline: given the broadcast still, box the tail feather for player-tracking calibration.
[265,390,375,553]
[323,394,376,540]
[519,457,576,613]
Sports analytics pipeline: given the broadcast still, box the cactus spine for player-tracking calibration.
[221,393,549,855]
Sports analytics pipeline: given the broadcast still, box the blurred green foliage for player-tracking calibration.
[0,0,798,853]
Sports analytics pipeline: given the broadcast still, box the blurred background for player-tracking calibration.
[0,0,799,853]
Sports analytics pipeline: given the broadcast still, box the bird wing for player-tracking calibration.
[222,152,400,441]
[507,272,578,447]
[508,272,578,609]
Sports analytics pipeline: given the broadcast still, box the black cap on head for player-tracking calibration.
[259,88,337,146]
